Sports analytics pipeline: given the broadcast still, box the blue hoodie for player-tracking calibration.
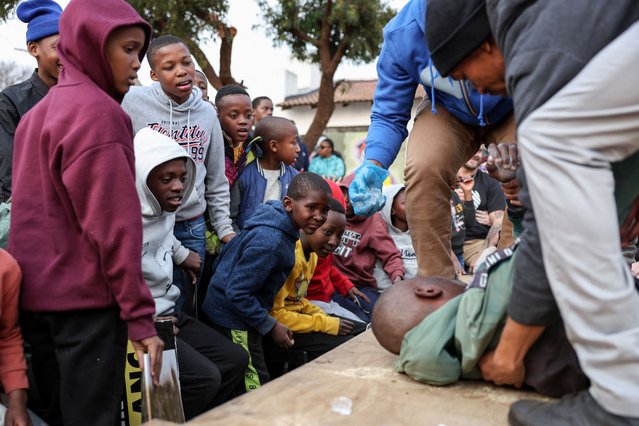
[365,0,513,168]
[202,200,299,335]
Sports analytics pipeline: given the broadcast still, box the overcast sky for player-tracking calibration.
[0,0,409,102]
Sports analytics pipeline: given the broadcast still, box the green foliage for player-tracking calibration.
[125,0,228,43]
[257,0,394,65]
[1,0,20,22]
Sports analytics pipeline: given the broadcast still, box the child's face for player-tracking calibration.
[274,131,300,166]
[341,187,355,218]
[217,94,253,144]
[284,190,330,235]
[150,42,195,105]
[308,210,346,258]
[147,158,188,212]
[105,26,146,97]
[194,72,208,100]
[253,99,273,123]
[29,34,61,86]
[391,189,407,223]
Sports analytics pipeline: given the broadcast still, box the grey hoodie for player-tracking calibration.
[373,184,417,290]
[123,82,233,238]
[135,127,196,316]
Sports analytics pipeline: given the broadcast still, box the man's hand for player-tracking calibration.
[478,349,525,388]
[131,336,164,387]
[347,287,371,304]
[349,160,389,217]
[338,319,354,336]
[180,250,201,284]
[476,210,491,226]
[270,322,294,349]
[485,143,519,183]
[5,389,30,426]
[221,232,236,244]
[457,175,475,201]
[501,178,522,206]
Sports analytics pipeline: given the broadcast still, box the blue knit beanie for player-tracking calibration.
[16,0,62,43]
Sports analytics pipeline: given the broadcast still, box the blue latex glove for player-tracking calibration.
[349,161,389,217]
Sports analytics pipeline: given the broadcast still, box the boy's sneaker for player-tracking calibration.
[509,390,639,426]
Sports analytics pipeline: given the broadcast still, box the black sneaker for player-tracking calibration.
[509,390,639,426]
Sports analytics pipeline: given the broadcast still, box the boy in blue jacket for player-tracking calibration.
[203,172,331,391]
[349,0,514,281]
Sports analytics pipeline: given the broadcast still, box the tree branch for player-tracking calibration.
[290,27,320,47]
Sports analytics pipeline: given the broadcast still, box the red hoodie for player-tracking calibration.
[333,174,405,288]
[9,0,156,340]
[306,180,355,301]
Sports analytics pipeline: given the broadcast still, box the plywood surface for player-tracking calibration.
[181,330,549,426]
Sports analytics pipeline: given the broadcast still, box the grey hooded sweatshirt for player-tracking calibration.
[123,82,233,238]
[134,127,196,316]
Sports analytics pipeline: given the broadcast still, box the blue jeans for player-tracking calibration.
[173,214,206,316]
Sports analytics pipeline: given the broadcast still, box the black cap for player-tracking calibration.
[426,0,491,77]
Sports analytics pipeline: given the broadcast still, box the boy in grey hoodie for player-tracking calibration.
[134,128,247,419]
[122,35,234,316]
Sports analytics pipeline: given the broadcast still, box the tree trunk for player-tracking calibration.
[302,69,336,153]
[218,26,239,86]
[187,40,223,90]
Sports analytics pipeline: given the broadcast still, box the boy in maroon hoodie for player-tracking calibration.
[9,0,162,424]
[333,173,405,313]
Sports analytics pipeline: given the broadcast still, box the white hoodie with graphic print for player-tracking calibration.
[134,127,196,316]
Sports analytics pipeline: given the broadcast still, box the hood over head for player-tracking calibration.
[56,0,151,102]
[134,127,196,219]
[380,184,405,231]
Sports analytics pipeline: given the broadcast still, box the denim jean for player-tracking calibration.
[173,214,206,316]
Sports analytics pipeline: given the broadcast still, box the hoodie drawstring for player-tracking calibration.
[429,59,438,115]
[477,93,486,127]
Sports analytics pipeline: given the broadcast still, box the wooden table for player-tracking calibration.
[147,330,549,425]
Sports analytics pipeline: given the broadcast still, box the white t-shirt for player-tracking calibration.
[262,168,282,202]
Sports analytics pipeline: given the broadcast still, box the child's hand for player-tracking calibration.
[457,175,475,193]
[270,322,294,349]
[347,287,371,304]
[221,232,236,244]
[180,250,201,284]
[131,336,164,387]
[485,143,519,183]
[338,319,354,336]
[5,389,30,426]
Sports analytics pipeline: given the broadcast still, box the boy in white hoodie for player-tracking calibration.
[373,185,418,291]
[134,128,248,420]
[123,35,234,316]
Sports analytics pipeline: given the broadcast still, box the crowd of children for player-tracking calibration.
[4,0,636,424]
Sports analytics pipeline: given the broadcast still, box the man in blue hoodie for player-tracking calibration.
[349,0,513,281]
[425,0,639,424]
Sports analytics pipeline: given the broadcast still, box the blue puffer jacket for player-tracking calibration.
[203,200,299,335]
[365,0,513,168]
[230,160,298,230]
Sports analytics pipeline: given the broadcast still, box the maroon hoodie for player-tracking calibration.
[333,174,405,288]
[9,0,156,340]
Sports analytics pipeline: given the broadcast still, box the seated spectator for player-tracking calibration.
[451,176,476,274]
[215,85,257,186]
[193,70,209,101]
[230,116,299,231]
[252,96,274,123]
[308,136,346,179]
[333,174,405,313]
[373,185,417,291]
[457,148,506,271]
[0,249,29,425]
[134,128,248,419]
[306,180,372,323]
[372,244,589,398]
[202,173,331,391]
[269,197,366,359]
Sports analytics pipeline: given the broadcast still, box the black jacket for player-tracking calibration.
[0,70,49,202]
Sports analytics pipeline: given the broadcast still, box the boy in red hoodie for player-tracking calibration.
[9,0,162,424]
[333,174,405,313]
